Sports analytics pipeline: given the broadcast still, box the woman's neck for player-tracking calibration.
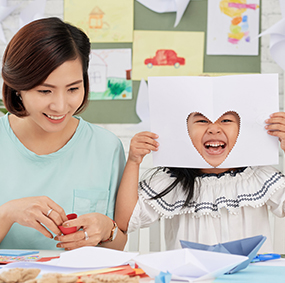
[200,167,235,175]
[8,114,79,155]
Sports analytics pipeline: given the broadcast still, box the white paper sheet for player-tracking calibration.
[148,74,279,168]
[136,0,190,27]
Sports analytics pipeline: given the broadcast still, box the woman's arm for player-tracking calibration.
[115,132,159,232]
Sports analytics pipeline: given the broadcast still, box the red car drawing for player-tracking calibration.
[144,49,185,68]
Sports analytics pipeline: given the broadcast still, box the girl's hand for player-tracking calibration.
[128,131,159,165]
[54,213,114,250]
[2,196,67,238]
[265,112,285,152]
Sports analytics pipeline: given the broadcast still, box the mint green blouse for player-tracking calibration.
[0,114,125,250]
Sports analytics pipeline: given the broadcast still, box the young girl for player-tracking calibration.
[115,111,285,253]
[0,17,126,250]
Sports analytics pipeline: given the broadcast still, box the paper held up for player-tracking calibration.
[180,235,266,274]
[134,248,248,282]
[136,0,190,27]
[148,74,279,168]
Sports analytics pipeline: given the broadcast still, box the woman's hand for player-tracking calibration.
[1,196,67,238]
[265,112,285,152]
[128,131,159,165]
[54,213,114,250]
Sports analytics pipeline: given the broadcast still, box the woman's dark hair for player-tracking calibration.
[149,167,202,207]
[2,17,91,117]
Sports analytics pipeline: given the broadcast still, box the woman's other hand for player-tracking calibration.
[1,196,67,239]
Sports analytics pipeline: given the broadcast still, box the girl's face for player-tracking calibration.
[187,111,240,171]
[20,58,84,134]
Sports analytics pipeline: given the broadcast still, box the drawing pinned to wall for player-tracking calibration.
[132,30,204,81]
[207,0,260,55]
[64,0,133,43]
[88,49,132,100]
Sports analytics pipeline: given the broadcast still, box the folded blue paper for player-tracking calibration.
[155,271,172,283]
[0,250,39,256]
[180,235,266,274]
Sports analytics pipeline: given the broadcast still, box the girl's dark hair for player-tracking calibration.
[2,17,91,117]
[149,167,202,207]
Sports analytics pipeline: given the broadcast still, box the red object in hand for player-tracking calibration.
[59,213,77,235]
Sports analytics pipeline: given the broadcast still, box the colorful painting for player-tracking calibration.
[132,31,204,81]
[64,0,133,43]
[207,0,260,55]
[88,49,132,100]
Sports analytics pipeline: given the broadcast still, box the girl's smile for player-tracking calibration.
[187,111,240,170]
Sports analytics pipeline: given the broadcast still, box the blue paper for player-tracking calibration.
[180,235,266,273]
[0,250,39,256]
[155,271,172,283]
[214,265,285,283]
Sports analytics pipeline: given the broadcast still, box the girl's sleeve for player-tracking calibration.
[127,194,160,233]
[106,139,126,219]
[267,187,285,217]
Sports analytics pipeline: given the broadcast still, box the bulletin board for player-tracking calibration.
[79,0,261,124]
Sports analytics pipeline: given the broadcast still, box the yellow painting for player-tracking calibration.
[64,0,133,43]
[132,31,204,81]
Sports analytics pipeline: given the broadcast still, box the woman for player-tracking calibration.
[0,17,126,250]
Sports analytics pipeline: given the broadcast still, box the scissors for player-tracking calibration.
[251,253,281,263]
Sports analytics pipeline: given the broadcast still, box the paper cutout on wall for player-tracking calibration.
[19,0,46,29]
[207,0,260,55]
[136,0,191,27]
[88,49,132,100]
[258,0,285,70]
[0,0,17,43]
[132,30,204,80]
[64,0,133,43]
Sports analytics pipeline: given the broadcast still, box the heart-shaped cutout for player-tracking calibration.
[186,111,240,167]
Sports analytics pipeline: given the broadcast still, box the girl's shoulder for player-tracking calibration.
[138,166,285,218]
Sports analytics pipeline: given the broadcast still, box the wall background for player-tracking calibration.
[0,0,284,176]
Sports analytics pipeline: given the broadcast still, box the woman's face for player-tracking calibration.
[20,58,84,134]
[187,111,240,168]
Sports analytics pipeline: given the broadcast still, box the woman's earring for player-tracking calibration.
[16,91,22,101]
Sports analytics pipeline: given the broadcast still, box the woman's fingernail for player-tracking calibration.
[54,236,59,241]
[62,222,70,227]
[56,243,62,248]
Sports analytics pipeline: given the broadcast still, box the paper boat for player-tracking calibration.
[134,248,248,282]
[180,235,266,273]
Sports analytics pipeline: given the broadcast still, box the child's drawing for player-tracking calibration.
[144,49,185,68]
[64,0,133,43]
[132,31,204,81]
[220,0,259,44]
[207,0,260,55]
[88,49,132,100]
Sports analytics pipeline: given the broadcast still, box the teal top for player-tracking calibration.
[0,114,125,250]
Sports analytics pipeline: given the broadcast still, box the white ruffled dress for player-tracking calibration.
[127,166,285,253]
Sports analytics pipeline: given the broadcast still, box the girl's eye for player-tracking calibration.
[222,119,232,123]
[38,90,51,94]
[196,119,209,123]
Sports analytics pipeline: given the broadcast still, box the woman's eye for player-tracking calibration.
[222,119,232,123]
[196,120,208,123]
[38,90,51,94]
[69,87,79,93]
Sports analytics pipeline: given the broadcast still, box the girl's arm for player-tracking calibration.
[115,131,159,232]
[265,112,285,152]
